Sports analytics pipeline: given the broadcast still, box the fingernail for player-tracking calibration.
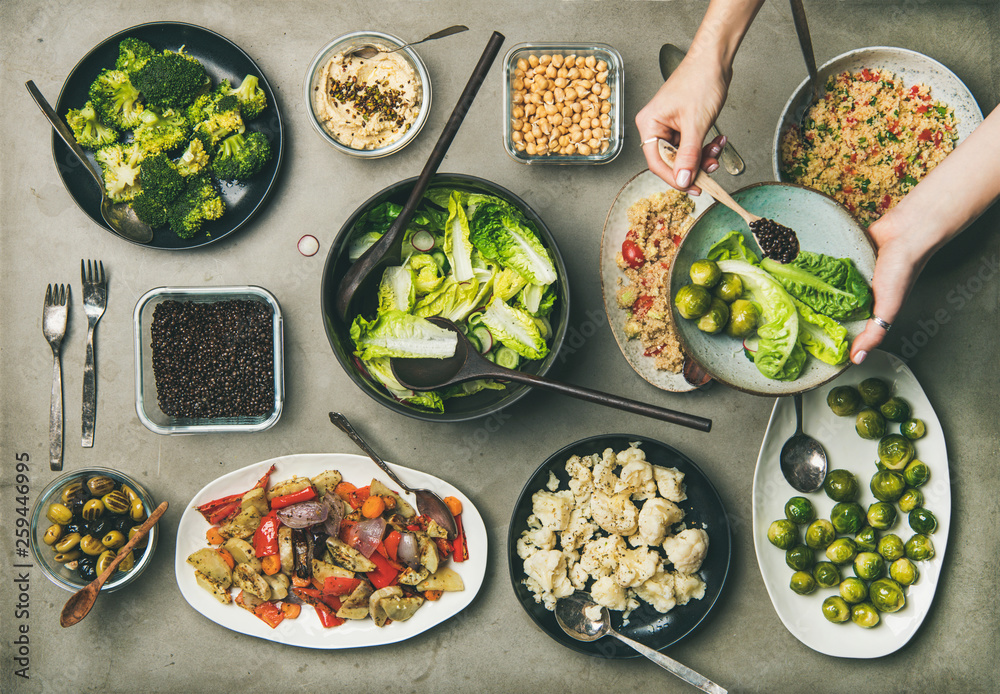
[719,135,727,148]
[706,162,719,173]
[852,350,868,365]
[676,169,691,188]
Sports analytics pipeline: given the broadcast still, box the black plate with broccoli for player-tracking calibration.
[52,21,283,249]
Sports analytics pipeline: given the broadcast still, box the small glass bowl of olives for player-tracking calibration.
[30,468,158,593]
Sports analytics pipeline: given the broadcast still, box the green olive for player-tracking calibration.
[60,479,88,504]
[46,502,73,525]
[877,534,905,562]
[713,272,743,303]
[690,259,722,287]
[839,577,868,604]
[87,475,116,497]
[855,525,879,553]
[822,596,851,623]
[877,434,915,470]
[130,498,147,523]
[117,549,136,573]
[827,386,862,417]
[102,530,126,550]
[825,537,858,565]
[82,498,105,522]
[853,551,886,581]
[851,602,881,629]
[805,519,836,549]
[54,532,82,553]
[79,535,106,556]
[858,377,891,408]
[898,488,924,513]
[790,570,817,595]
[767,519,798,549]
[855,408,886,440]
[95,549,116,574]
[724,299,758,338]
[102,489,130,515]
[824,469,860,502]
[785,544,815,571]
[813,561,841,588]
[121,484,140,504]
[869,578,906,613]
[903,460,930,488]
[674,284,712,320]
[696,298,730,334]
[890,558,919,586]
[866,502,898,531]
[908,508,938,534]
[879,396,911,423]
[54,549,82,563]
[128,525,149,548]
[43,524,63,545]
[871,470,906,502]
[901,419,926,440]
[831,502,865,535]
[784,496,816,525]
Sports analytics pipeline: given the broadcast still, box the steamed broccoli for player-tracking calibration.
[211,131,271,180]
[115,37,157,76]
[130,191,169,227]
[166,173,225,238]
[94,142,144,202]
[192,108,244,148]
[133,51,208,109]
[186,81,237,124]
[65,101,118,149]
[133,107,189,154]
[225,74,267,119]
[138,152,184,204]
[89,68,144,129]
[175,133,211,176]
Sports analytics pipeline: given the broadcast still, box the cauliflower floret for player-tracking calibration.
[662,528,709,574]
[580,534,627,579]
[531,490,574,531]
[637,497,685,546]
[652,465,687,502]
[566,455,595,506]
[616,444,647,465]
[616,459,657,500]
[545,470,560,491]
[672,571,706,605]
[590,490,638,536]
[568,562,589,590]
[524,549,574,598]
[634,570,677,613]
[592,449,618,495]
[516,527,556,560]
[561,508,598,552]
[591,575,629,611]
[614,547,661,588]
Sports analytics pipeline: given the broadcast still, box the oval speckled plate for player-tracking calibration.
[668,182,876,397]
[600,170,716,392]
[773,46,983,180]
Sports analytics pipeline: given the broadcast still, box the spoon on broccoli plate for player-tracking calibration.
[26,81,154,244]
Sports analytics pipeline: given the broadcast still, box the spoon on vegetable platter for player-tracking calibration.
[329,412,458,539]
[389,318,712,432]
[25,81,154,245]
[60,501,168,627]
[779,393,829,493]
[555,592,728,693]
[346,25,469,60]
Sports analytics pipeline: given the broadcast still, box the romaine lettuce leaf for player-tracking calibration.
[443,192,476,282]
[793,296,849,365]
[377,263,415,314]
[409,253,444,294]
[468,202,557,286]
[350,310,458,361]
[761,253,872,320]
[494,266,528,301]
[707,230,758,263]
[480,296,549,360]
[413,264,495,323]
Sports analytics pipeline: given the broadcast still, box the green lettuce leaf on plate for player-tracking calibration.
[793,296,849,365]
[469,202,557,286]
[707,230,758,263]
[350,310,458,361]
[761,252,872,320]
[480,296,549,360]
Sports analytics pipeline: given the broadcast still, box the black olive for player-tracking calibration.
[77,557,97,581]
[88,518,112,539]
[64,521,85,536]
[69,498,86,518]
[114,516,135,534]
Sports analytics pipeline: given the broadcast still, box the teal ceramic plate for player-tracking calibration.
[668,182,875,396]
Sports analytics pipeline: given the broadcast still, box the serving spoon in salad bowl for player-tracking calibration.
[390,318,712,431]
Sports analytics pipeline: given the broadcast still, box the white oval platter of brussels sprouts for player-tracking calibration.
[751,350,949,658]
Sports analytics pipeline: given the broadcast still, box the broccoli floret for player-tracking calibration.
[65,101,118,150]
[192,109,244,148]
[89,68,144,129]
[94,142,144,202]
[211,131,272,180]
[166,173,225,239]
[134,107,189,154]
[134,51,208,109]
[130,191,169,227]
[115,37,157,76]
[185,80,237,124]
[175,133,211,176]
[226,74,267,120]
[138,152,184,204]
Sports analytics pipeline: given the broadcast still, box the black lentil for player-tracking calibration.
[749,218,800,263]
[150,299,275,418]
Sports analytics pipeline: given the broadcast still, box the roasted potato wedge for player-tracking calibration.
[265,476,312,502]
[337,580,373,620]
[240,487,269,516]
[424,519,449,539]
[235,588,265,613]
[187,548,232,587]
[416,567,465,592]
[369,586,403,627]
[382,596,424,622]
[223,538,261,572]
[397,566,430,586]
[278,526,294,575]
[262,572,290,601]
[312,558,355,583]
[219,506,261,540]
[194,570,232,604]
[232,563,271,601]
[418,534,440,574]
[311,469,343,498]
[325,536,377,572]
[369,479,416,518]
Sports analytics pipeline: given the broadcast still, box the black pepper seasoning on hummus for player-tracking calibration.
[328,76,407,127]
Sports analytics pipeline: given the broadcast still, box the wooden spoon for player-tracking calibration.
[60,500,168,627]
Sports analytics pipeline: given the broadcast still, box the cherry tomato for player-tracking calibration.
[632,294,654,318]
[621,239,645,269]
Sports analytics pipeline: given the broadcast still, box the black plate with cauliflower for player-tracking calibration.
[507,434,732,658]
[51,21,283,249]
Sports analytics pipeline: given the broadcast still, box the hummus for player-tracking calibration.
[315,47,422,150]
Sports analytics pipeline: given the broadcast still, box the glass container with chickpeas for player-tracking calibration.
[502,43,623,164]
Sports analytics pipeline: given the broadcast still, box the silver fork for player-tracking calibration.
[43,284,70,470]
[81,260,107,448]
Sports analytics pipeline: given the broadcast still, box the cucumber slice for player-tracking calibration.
[494,346,520,369]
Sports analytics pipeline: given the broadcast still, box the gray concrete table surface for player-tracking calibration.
[2,1,998,692]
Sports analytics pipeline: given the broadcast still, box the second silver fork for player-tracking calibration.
[81,260,107,447]
[43,284,69,471]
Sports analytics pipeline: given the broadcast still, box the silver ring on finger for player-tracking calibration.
[640,136,660,149]
[872,315,892,331]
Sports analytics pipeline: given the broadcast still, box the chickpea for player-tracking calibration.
[553,87,564,102]
[544,102,558,115]
[545,65,557,79]
[557,124,568,135]
[584,55,596,68]
[524,130,535,143]
[512,106,524,120]
[536,142,548,154]
[565,55,576,68]
[552,54,564,68]
[571,112,582,123]
[567,67,580,80]
[581,67,595,80]
[524,103,536,117]
[587,93,599,104]
[554,77,567,89]
[596,59,608,72]
[564,143,577,155]
[517,58,529,71]
[512,131,523,143]
[557,67,568,79]
[528,55,539,67]
[596,70,608,84]
[531,124,543,139]
[539,120,551,136]
[591,82,602,95]
[600,101,611,114]
[577,143,592,156]
[592,127,605,140]
[600,84,611,100]
[514,67,525,78]
[570,130,583,143]
[571,101,583,113]
[560,105,572,117]
[539,54,551,65]
[590,117,601,129]
[515,142,526,152]
[511,118,523,130]
[528,92,541,105]
[601,113,611,128]
[513,78,523,91]
[512,92,524,105]
[560,116,572,128]
[525,142,537,155]
[543,90,554,105]
[582,128,592,140]
[589,137,600,149]
[564,86,577,102]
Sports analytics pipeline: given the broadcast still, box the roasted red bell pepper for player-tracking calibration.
[322,576,362,597]
[452,514,468,563]
[270,486,317,510]
[196,464,276,523]
[347,485,370,510]
[254,601,285,629]
[253,511,280,558]
[366,548,400,589]
[384,530,402,563]
[314,603,345,628]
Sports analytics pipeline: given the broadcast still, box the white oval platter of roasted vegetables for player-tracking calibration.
[53,21,283,249]
[174,454,486,648]
[752,350,949,658]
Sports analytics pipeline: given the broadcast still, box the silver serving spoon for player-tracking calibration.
[779,393,828,493]
[789,0,823,130]
[25,81,154,245]
[346,25,469,61]
[555,592,727,694]
[329,412,458,539]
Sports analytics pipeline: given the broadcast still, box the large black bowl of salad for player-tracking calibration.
[321,174,570,422]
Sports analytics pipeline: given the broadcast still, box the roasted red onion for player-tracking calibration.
[354,517,386,557]
[322,490,344,537]
[276,500,329,529]
[397,531,420,570]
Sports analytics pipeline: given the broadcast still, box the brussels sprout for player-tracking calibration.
[767,519,798,550]
[871,470,906,502]
[901,418,927,440]
[903,459,930,488]
[840,577,868,604]
[851,602,881,628]
[784,496,816,525]
[909,508,938,534]
[855,525,879,553]
[724,299,758,338]
[813,561,841,588]
[697,298,730,334]
[854,551,886,581]
[822,596,851,624]
[879,396,911,423]
[858,378,891,408]
[674,284,712,319]
[855,408,887,440]
[827,386,862,417]
[826,537,858,565]
[804,519,836,550]
[890,557,919,586]
[831,502,865,535]
[905,534,935,561]
[690,259,722,288]
[786,544,815,571]
[790,570,818,595]
[713,272,743,303]
[877,434,915,470]
[877,534,905,562]
[824,469,860,502]
[869,578,906,613]
[866,502,898,531]
[898,488,924,513]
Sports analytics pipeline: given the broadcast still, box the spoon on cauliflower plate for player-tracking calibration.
[555,591,727,693]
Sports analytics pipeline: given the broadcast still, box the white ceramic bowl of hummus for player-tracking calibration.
[305,31,431,157]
